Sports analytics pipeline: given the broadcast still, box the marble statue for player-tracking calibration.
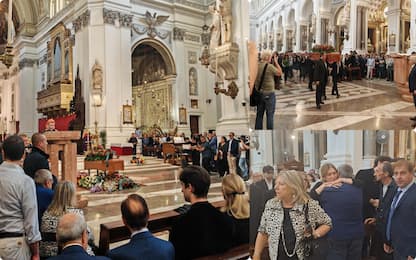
[189,69,197,95]
[218,0,232,44]
[209,5,221,49]
[92,60,103,90]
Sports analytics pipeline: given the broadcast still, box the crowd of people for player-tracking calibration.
[0,132,250,259]
[250,156,416,260]
[128,130,251,181]
[253,50,395,124]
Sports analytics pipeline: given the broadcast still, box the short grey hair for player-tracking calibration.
[34,169,53,185]
[56,213,87,245]
[338,164,354,179]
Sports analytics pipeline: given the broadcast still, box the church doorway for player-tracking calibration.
[190,115,199,135]
[131,39,176,131]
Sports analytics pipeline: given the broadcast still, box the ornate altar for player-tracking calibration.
[37,23,74,117]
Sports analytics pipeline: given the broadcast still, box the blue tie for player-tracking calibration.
[386,190,402,241]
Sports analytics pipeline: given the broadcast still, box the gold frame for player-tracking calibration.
[123,105,133,124]
[179,107,187,125]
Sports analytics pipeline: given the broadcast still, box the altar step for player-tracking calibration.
[76,155,180,175]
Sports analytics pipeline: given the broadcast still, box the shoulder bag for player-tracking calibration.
[303,202,329,260]
[250,63,268,107]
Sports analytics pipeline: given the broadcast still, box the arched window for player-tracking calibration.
[189,68,198,95]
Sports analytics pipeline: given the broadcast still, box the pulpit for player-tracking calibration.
[44,131,81,185]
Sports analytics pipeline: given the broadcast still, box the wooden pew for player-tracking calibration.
[98,200,226,255]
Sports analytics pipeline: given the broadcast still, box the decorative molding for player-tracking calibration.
[185,34,200,43]
[120,13,133,27]
[73,10,90,33]
[19,58,37,69]
[103,8,119,25]
[132,24,170,39]
[173,27,186,41]
[39,54,48,65]
[188,51,197,64]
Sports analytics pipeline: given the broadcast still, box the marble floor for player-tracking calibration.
[250,78,416,130]
[76,156,225,245]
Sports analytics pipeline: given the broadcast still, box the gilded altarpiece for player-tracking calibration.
[37,23,74,116]
[132,76,175,130]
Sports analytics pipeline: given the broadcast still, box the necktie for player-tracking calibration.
[386,190,402,241]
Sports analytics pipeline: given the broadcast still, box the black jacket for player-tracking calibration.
[23,147,50,178]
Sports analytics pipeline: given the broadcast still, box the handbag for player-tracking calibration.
[250,63,268,107]
[303,202,329,260]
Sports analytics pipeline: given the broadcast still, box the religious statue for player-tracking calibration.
[209,5,221,49]
[218,0,232,44]
[92,60,103,90]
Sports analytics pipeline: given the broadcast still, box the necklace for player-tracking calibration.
[281,225,297,257]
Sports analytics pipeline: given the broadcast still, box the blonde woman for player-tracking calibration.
[40,181,93,258]
[221,174,249,246]
[253,171,332,260]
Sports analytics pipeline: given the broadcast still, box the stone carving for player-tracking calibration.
[73,10,90,33]
[120,14,133,27]
[209,5,221,48]
[214,80,238,99]
[342,0,350,27]
[173,27,185,41]
[218,0,232,44]
[18,58,37,69]
[92,60,103,90]
[185,34,200,43]
[103,8,119,25]
[139,11,169,38]
[189,68,198,95]
[188,51,197,64]
[132,24,170,39]
[201,24,210,45]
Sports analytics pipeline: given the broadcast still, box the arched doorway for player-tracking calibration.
[131,39,176,130]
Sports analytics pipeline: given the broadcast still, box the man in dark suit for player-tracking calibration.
[365,161,396,260]
[314,54,328,109]
[356,156,392,257]
[108,194,174,260]
[169,166,233,259]
[384,159,416,260]
[225,132,239,174]
[306,56,315,91]
[330,61,340,98]
[23,133,58,189]
[48,213,110,260]
[249,165,276,245]
[408,56,416,122]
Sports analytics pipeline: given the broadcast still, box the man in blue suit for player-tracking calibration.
[108,194,174,260]
[34,169,54,225]
[384,159,416,260]
[48,213,110,260]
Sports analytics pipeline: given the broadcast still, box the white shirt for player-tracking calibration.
[131,227,149,238]
[395,182,414,206]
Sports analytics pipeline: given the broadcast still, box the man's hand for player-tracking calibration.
[413,90,416,95]
[384,243,394,254]
[369,198,379,208]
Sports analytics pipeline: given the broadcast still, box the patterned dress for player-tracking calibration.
[258,199,332,260]
[39,207,93,258]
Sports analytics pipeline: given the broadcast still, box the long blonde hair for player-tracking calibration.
[320,163,338,182]
[221,174,249,219]
[46,181,77,216]
[277,170,310,205]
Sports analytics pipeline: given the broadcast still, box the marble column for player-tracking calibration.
[315,14,322,45]
[409,0,416,53]
[73,0,133,146]
[250,130,274,173]
[215,0,249,136]
[362,130,376,167]
[302,130,316,171]
[386,8,401,53]
[295,21,301,52]
[321,130,364,174]
[17,56,40,135]
[282,26,288,52]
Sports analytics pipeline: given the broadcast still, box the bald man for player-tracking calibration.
[48,213,109,260]
[108,194,174,260]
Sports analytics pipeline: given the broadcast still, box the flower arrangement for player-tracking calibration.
[311,44,335,53]
[85,148,114,161]
[77,171,139,193]
[130,156,145,165]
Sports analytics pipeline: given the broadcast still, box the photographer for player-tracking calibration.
[254,50,282,130]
